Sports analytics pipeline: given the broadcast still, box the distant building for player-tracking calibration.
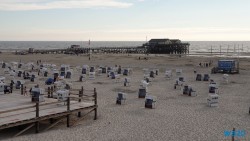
[143,38,189,54]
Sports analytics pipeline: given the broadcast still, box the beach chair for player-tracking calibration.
[209,83,219,94]
[101,67,107,74]
[116,92,127,105]
[44,71,48,77]
[176,69,182,76]
[114,74,120,83]
[17,70,23,77]
[207,94,219,107]
[138,88,147,98]
[0,82,4,95]
[31,74,35,82]
[144,77,150,83]
[140,80,149,88]
[145,95,156,109]
[165,70,172,79]
[123,69,129,76]
[183,85,190,95]
[53,71,59,81]
[0,76,5,83]
[60,71,65,78]
[97,68,102,76]
[149,71,155,78]
[9,70,16,76]
[90,66,95,73]
[178,76,185,82]
[109,72,116,79]
[107,67,112,74]
[89,72,95,80]
[45,78,54,85]
[174,78,184,90]
[4,69,9,74]
[31,87,45,102]
[117,66,122,74]
[222,74,229,84]
[82,68,87,74]
[196,74,202,81]
[79,74,86,82]
[203,74,210,81]
[66,70,73,79]
[143,68,150,78]
[4,85,12,94]
[15,81,22,89]
[182,85,196,96]
[2,62,6,68]
[57,90,69,105]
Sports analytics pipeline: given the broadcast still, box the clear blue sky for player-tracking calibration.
[0,0,249,41]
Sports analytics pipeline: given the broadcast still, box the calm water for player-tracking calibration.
[0,41,250,53]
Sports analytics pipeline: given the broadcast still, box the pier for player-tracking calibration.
[25,38,190,55]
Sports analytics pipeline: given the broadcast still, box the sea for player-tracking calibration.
[0,41,250,54]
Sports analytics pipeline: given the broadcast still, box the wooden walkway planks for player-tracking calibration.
[0,94,95,130]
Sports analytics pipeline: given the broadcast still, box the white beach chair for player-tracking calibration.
[176,69,182,76]
[165,70,172,79]
[114,74,121,83]
[222,74,229,84]
[89,72,95,80]
[207,94,219,107]
[97,68,102,76]
[57,90,69,104]
[140,80,149,88]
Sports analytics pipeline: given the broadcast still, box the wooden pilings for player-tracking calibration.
[78,86,84,117]
[94,88,97,120]
[35,102,39,133]
[67,97,70,127]
[26,45,189,55]
[47,86,54,98]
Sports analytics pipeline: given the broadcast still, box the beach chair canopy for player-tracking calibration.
[45,78,54,84]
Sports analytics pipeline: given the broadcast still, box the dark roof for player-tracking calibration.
[170,39,181,43]
[149,39,170,42]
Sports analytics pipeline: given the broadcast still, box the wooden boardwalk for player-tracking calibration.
[28,46,147,55]
[0,87,98,137]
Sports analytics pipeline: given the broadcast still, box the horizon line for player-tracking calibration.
[1,40,250,42]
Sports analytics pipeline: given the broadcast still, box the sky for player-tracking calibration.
[0,0,250,41]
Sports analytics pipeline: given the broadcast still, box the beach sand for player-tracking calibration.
[0,52,250,141]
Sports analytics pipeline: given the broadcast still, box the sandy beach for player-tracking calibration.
[0,52,250,141]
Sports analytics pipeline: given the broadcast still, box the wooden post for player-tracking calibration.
[51,86,54,98]
[232,128,235,141]
[49,118,54,124]
[35,102,39,133]
[94,88,97,120]
[48,87,50,98]
[78,86,83,117]
[67,97,70,127]
[21,84,23,95]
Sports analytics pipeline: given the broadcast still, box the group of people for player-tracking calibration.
[199,60,213,67]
